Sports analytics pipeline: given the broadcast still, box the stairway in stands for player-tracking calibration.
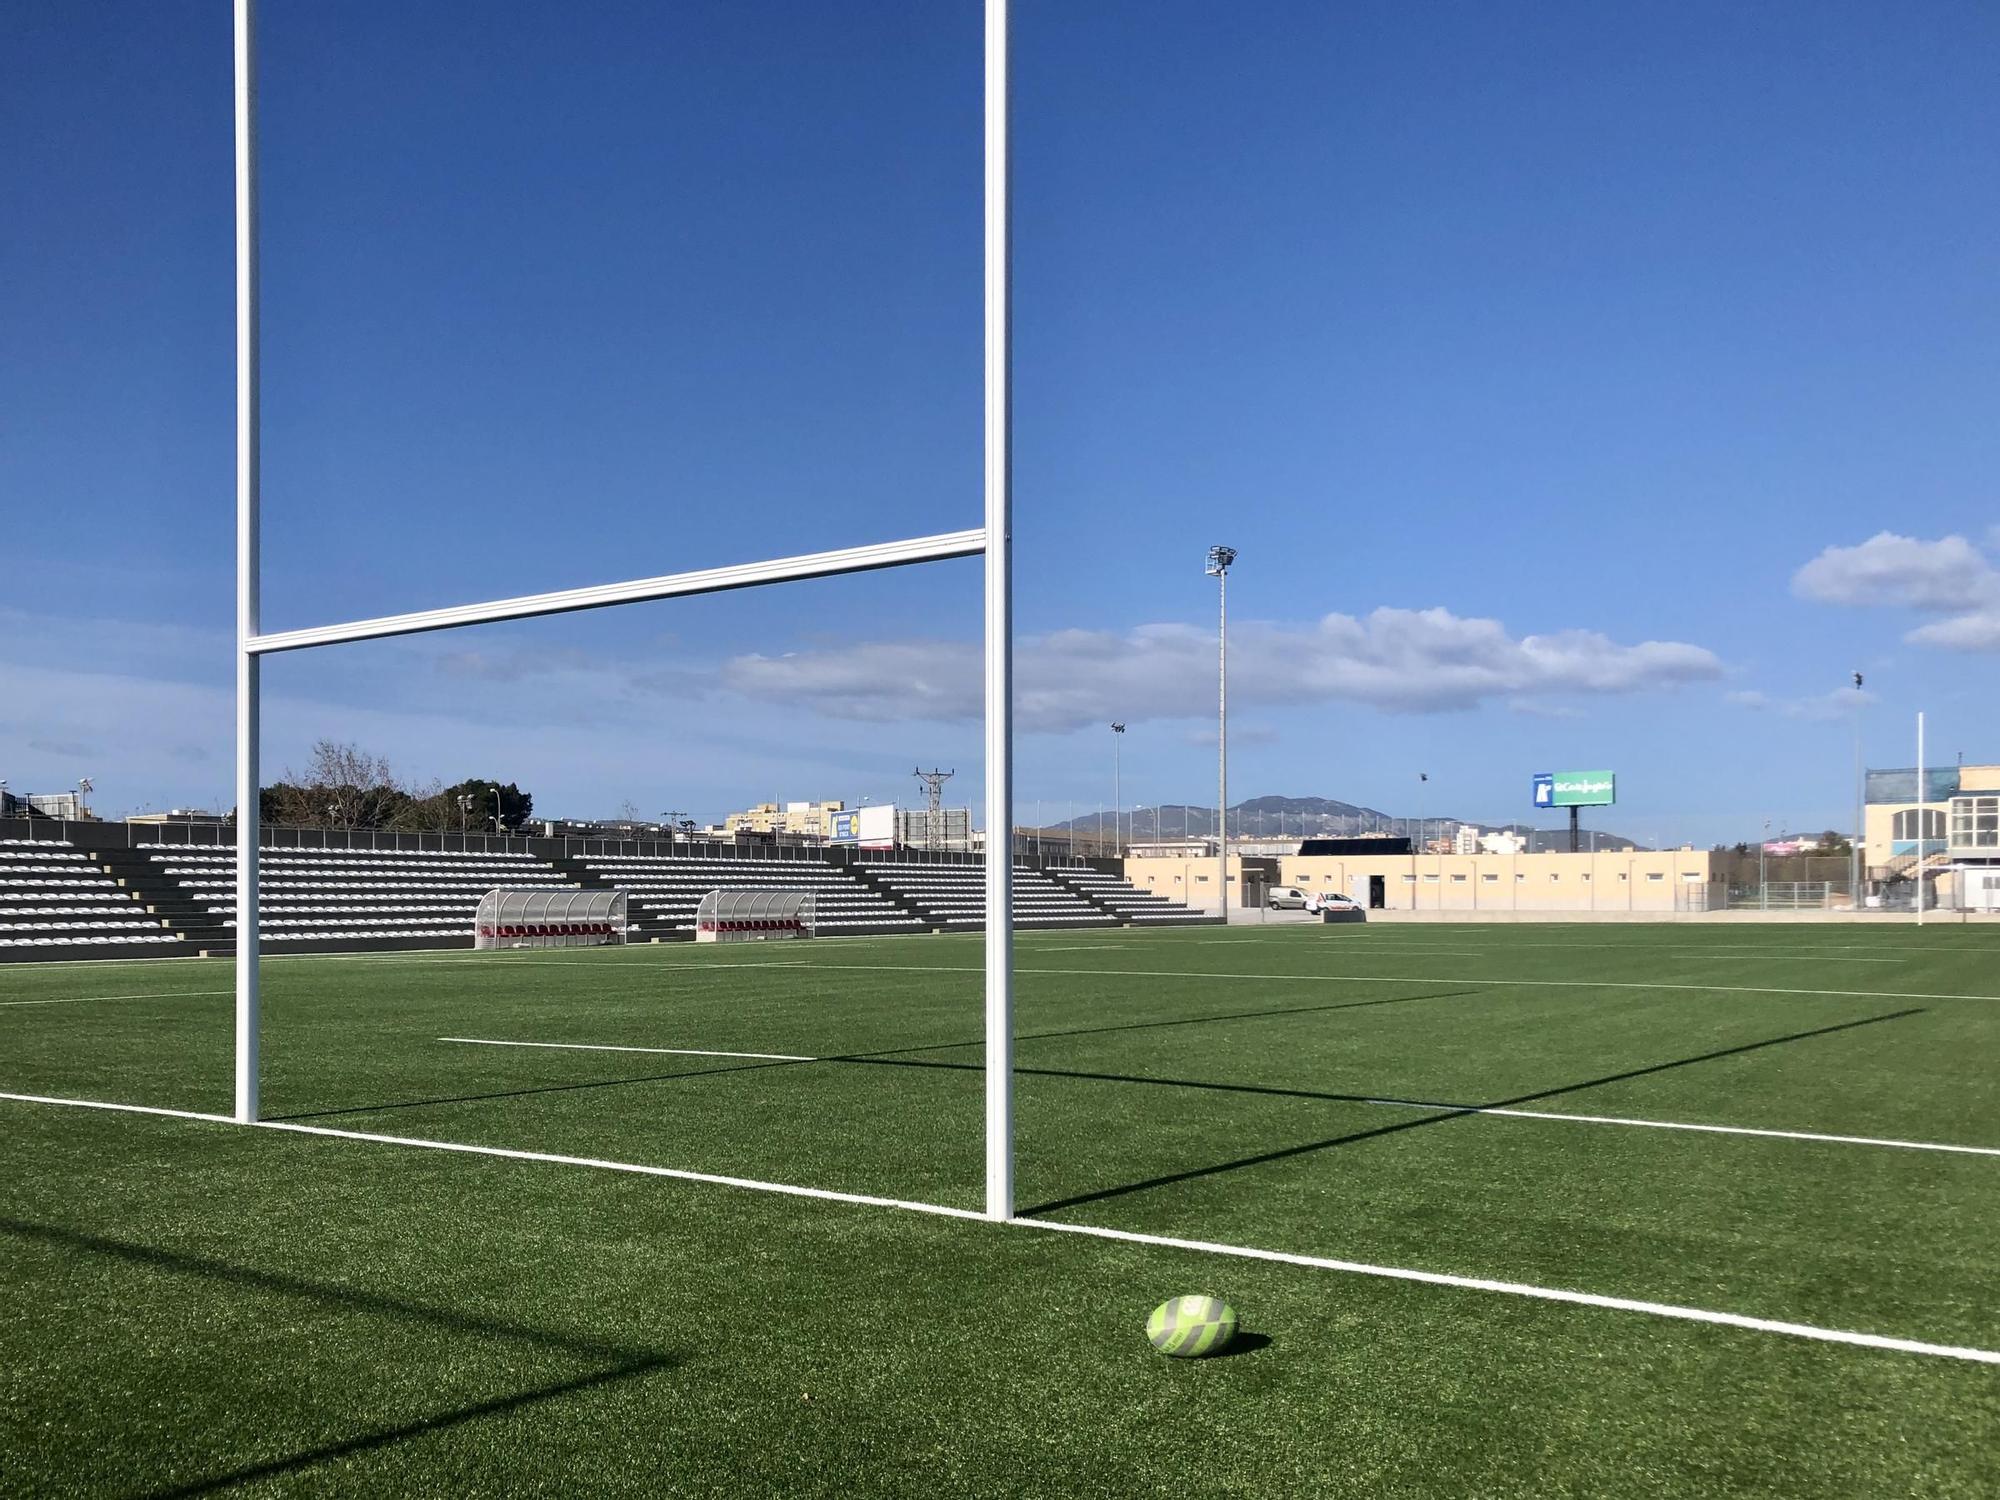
[93,844,230,952]
[1044,866,1211,926]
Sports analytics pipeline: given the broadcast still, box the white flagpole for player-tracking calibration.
[1916,711,1926,927]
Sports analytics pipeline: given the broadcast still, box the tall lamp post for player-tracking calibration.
[1850,671,1864,907]
[1206,545,1236,917]
[1110,722,1125,858]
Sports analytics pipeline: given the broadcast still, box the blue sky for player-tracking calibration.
[4,0,1996,844]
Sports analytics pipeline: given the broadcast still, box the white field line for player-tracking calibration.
[0,989,234,1009]
[2,1089,1994,1366]
[440,1037,817,1062]
[1428,1104,2000,1157]
[790,962,2000,1004]
[1025,1219,2000,1366]
[429,1036,2000,1159]
[0,1091,232,1122]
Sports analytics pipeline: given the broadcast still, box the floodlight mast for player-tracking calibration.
[1206,546,1235,918]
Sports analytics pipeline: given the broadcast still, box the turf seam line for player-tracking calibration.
[0,989,234,1008]
[784,962,2000,1003]
[433,1035,1999,1158]
[439,1037,818,1062]
[2,1089,1996,1365]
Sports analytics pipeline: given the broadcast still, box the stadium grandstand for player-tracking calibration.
[0,817,1205,961]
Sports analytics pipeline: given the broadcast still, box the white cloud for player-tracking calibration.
[725,606,1723,732]
[1793,530,2000,653]
[1906,611,2000,652]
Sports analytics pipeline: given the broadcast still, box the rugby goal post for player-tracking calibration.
[475,888,628,950]
[230,0,1018,1219]
[695,889,817,943]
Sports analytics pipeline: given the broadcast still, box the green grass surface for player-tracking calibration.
[4,923,1999,1496]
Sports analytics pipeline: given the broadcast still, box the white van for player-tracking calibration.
[1267,886,1311,910]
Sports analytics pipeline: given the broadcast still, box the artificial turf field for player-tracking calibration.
[3,923,1998,1497]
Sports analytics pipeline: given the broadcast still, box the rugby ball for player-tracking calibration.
[1146,1294,1238,1358]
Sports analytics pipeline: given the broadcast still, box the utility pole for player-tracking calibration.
[1206,545,1236,918]
[913,767,954,853]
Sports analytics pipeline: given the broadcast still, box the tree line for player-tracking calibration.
[258,740,532,833]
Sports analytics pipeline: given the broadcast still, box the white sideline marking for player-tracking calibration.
[2,1088,1995,1366]
[1427,1104,2000,1157]
[254,1121,986,1222]
[0,1091,231,1122]
[1025,1220,2000,1366]
[794,962,2000,1004]
[440,1037,817,1062]
[0,989,233,1009]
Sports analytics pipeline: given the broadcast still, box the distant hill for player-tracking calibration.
[1035,795,1645,851]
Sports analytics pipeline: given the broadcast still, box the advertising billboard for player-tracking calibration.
[829,810,858,843]
[1532,770,1616,808]
[856,804,898,850]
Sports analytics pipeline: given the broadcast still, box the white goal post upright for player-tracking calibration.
[233,0,260,1127]
[229,0,1019,1220]
[982,0,1014,1224]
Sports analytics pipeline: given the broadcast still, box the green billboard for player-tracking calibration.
[1532,770,1615,809]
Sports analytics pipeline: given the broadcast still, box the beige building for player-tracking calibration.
[723,800,846,838]
[1125,847,1719,914]
[1861,762,2000,875]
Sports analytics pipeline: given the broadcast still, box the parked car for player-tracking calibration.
[1267,886,1312,910]
[1310,892,1362,915]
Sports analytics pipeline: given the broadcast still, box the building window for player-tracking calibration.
[1482,873,1499,883]
[1646,872,1664,882]
[1401,874,1416,883]
[1581,874,1591,883]
[1618,872,1629,882]
[1450,873,1467,883]
[1515,872,1526,882]
[1951,796,1999,850]
[1892,808,1947,842]
[1549,873,1561,882]
[1423,873,1440,883]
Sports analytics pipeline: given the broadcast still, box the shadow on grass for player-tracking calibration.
[1210,1331,1272,1359]
[1012,1006,1926,1217]
[135,1358,669,1500]
[0,1217,666,1362]
[269,986,1481,1124]
[2,1218,680,1498]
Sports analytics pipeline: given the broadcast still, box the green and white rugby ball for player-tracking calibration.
[1146,1294,1238,1358]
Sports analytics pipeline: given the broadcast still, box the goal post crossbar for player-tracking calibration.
[246,530,988,656]
[231,0,1019,1221]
